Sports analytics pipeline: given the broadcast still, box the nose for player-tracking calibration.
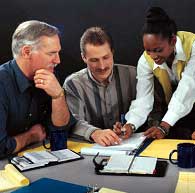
[148,52,158,60]
[99,59,106,69]
[53,53,61,64]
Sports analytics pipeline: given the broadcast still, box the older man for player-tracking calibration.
[0,20,75,158]
[64,27,136,146]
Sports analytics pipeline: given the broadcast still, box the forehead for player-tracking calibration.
[84,42,112,58]
[143,34,169,48]
[38,35,61,51]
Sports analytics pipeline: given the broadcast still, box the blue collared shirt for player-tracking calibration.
[0,59,76,158]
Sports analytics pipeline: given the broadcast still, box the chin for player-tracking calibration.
[48,68,54,73]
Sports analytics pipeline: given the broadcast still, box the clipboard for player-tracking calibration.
[93,153,168,177]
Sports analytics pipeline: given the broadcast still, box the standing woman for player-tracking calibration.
[124,7,195,139]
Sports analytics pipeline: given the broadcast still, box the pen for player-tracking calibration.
[120,114,126,136]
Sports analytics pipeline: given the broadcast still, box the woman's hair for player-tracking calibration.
[142,7,177,40]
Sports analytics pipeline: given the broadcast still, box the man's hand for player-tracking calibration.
[113,122,133,139]
[192,131,195,140]
[14,124,46,153]
[144,121,170,139]
[34,69,62,98]
[28,124,46,143]
[144,126,165,139]
[91,129,121,146]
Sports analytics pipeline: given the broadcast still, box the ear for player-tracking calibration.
[170,35,177,46]
[21,45,32,59]
[81,52,87,64]
[111,48,115,55]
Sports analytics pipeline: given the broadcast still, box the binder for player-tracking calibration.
[11,178,91,193]
[93,154,168,177]
[10,149,83,172]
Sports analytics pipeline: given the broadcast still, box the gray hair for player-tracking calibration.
[12,20,59,58]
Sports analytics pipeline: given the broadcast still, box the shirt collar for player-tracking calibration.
[87,68,113,86]
[11,59,33,93]
[152,36,186,70]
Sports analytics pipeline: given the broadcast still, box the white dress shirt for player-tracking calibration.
[125,36,195,129]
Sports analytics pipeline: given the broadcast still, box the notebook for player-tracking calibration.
[140,139,195,159]
[0,164,29,192]
[101,154,157,174]
[11,178,90,193]
[81,132,146,156]
[174,172,195,193]
[11,149,82,171]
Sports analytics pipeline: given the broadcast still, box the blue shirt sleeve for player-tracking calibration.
[0,83,17,158]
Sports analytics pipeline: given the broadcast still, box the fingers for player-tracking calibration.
[120,124,133,139]
[113,122,122,135]
[192,131,195,140]
[144,127,165,139]
[29,124,46,142]
[33,69,61,96]
[91,129,121,146]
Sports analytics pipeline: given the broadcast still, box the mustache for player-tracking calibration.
[95,67,110,73]
[47,64,57,68]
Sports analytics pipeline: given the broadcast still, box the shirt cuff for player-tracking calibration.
[0,137,17,159]
[125,113,143,130]
[162,111,179,126]
[84,127,100,142]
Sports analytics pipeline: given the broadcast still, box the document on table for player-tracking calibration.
[175,172,195,193]
[0,164,29,192]
[101,154,157,174]
[140,139,195,159]
[81,133,146,156]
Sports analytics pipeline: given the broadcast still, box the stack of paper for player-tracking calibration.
[175,172,195,193]
[101,154,157,174]
[140,139,195,159]
[0,164,29,192]
[81,133,146,156]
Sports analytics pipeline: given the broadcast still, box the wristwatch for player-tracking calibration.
[129,123,136,133]
[157,125,169,136]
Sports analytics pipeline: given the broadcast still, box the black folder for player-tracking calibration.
[93,154,168,177]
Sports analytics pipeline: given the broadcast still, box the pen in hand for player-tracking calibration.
[120,114,126,137]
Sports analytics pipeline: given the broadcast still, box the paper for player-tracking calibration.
[18,140,93,156]
[51,149,81,162]
[175,172,195,193]
[24,151,58,163]
[101,154,157,174]
[130,156,157,174]
[103,155,134,173]
[12,149,82,171]
[140,139,195,159]
[99,187,127,193]
[80,148,127,156]
[0,164,29,192]
[93,133,146,151]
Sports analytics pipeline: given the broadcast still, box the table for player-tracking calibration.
[1,154,194,193]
